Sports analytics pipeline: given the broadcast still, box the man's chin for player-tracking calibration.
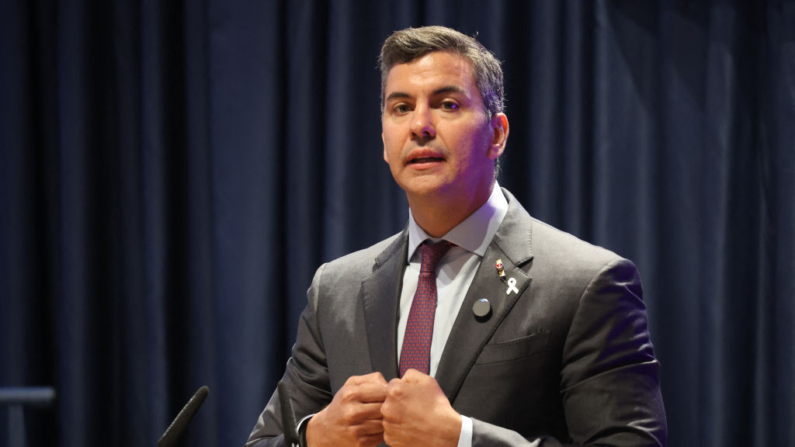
[403,184,456,205]
[400,180,452,203]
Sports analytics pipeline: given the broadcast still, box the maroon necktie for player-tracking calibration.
[399,240,453,377]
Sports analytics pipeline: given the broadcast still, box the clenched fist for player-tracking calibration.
[381,369,462,447]
[306,372,388,447]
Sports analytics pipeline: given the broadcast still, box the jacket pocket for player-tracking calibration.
[475,332,550,365]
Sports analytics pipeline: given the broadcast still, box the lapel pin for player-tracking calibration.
[506,277,519,295]
[473,298,491,319]
[495,259,506,279]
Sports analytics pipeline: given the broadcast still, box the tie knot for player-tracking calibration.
[419,240,453,274]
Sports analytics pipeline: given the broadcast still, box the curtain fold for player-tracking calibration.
[1,1,793,446]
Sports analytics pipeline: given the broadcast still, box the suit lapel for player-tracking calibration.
[435,189,535,403]
[360,231,408,382]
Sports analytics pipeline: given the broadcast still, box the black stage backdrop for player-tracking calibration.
[1,1,793,446]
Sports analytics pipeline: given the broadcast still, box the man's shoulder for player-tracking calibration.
[501,188,628,271]
[531,218,623,263]
[525,216,637,287]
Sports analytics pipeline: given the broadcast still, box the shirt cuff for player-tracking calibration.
[458,415,473,447]
[296,414,314,446]
[296,413,314,431]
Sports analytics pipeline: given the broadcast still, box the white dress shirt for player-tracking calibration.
[398,183,508,447]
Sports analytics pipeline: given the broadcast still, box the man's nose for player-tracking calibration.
[410,105,436,139]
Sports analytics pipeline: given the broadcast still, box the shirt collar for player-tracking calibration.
[407,182,509,262]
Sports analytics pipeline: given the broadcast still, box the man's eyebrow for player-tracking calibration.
[432,85,467,96]
[384,86,469,103]
[384,92,412,103]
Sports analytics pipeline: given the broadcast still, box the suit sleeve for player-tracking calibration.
[470,258,667,447]
[245,264,334,447]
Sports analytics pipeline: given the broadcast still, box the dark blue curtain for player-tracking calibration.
[1,0,793,446]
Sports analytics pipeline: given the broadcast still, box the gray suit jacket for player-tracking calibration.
[247,189,667,446]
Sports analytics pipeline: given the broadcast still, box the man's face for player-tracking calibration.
[381,51,507,204]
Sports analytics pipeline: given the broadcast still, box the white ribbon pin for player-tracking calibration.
[505,277,519,295]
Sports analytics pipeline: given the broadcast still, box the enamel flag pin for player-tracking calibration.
[495,259,506,279]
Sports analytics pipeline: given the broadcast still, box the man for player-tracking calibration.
[247,26,666,447]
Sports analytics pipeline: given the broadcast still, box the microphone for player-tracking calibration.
[158,386,209,447]
[278,381,300,447]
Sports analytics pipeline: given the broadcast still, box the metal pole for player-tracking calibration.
[0,387,56,447]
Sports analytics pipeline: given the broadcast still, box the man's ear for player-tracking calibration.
[382,133,389,163]
[487,113,509,160]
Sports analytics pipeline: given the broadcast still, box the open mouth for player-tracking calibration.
[409,157,444,164]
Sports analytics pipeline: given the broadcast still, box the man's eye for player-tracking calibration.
[393,104,410,114]
[441,101,459,111]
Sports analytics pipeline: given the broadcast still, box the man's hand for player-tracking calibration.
[306,372,388,447]
[381,369,462,447]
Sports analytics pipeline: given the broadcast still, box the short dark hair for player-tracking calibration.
[379,26,505,120]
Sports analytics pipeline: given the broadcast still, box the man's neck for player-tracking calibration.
[407,183,495,238]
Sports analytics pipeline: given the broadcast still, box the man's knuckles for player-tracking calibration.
[344,375,363,386]
[339,386,359,403]
[386,383,404,399]
[401,369,418,380]
[367,371,387,385]
[345,372,387,387]
[401,368,428,382]
[340,404,371,424]
[346,423,379,438]
[380,399,403,422]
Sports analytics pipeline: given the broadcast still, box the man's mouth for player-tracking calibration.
[409,157,444,164]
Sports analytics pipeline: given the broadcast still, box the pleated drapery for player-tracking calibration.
[1,1,793,446]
